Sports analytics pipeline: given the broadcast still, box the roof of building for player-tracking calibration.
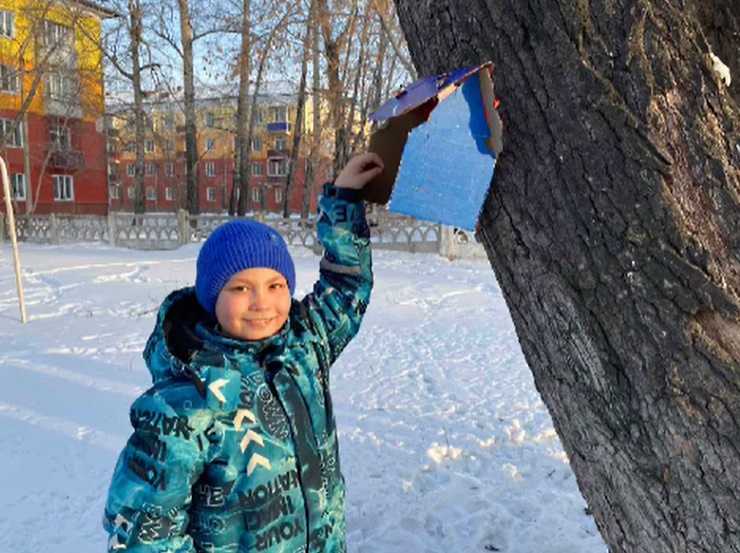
[70,0,121,19]
[106,90,301,115]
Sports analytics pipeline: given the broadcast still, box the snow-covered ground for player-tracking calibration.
[0,242,605,553]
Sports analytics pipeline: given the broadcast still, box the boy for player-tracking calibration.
[104,153,384,553]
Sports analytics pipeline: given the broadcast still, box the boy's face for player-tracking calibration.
[214,267,292,341]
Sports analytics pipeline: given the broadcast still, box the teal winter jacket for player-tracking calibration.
[104,190,372,553]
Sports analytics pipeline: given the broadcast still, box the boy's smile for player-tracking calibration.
[214,267,292,341]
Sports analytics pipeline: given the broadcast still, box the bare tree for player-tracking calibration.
[282,0,314,217]
[232,0,251,216]
[151,0,228,215]
[98,0,160,214]
[395,1,740,552]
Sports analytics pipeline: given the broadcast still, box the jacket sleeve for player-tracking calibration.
[301,184,373,364]
[103,381,221,552]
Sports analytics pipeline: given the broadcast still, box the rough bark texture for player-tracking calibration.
[395,1,740,552]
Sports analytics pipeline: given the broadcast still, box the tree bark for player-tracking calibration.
[130,0,145,215]
[233,0,251,216]
[302,0,322,219]
[395,1,740,552]
[694,0,740,105]
[178,0,199,216]
[316,0,350,174]
[282,1,312,218]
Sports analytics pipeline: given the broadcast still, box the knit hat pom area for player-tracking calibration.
[195,220,296,316]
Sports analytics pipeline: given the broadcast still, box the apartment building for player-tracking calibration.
[107,93,329,214]
[0,0,116,215]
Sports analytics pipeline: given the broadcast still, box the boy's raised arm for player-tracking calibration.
[301,153,383,364]
[104,385,220,552]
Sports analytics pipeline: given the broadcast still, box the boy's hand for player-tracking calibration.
[334,153,384,190]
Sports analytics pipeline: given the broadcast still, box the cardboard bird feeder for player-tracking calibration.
[365,62,503,232]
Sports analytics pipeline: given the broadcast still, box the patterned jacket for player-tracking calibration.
[104,190,372,553]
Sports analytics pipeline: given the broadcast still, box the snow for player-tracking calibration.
[0,242,606,553]
[710,52,732,87]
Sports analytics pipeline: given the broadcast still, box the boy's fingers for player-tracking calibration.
[361,153,384,171]
[357,166,384,186]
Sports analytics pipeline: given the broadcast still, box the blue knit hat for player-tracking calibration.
[195,220,295,316]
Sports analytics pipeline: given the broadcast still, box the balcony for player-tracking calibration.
[266,122,292,133]
[44,96,83,119]
[49,150,84,170]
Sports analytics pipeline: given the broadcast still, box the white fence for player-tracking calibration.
[0,211,486,260]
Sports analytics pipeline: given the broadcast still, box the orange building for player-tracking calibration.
[107,94,330,214]
[0,0,116,215]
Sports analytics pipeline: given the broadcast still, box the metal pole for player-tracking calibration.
[0,156,27,323]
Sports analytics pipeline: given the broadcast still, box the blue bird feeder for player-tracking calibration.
[365,62,503,232]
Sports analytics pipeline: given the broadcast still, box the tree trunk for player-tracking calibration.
[395,1,740,552]
[130,0,145,215]
[302,2,322,219]
[316,0,349,175]
[695,1,740,105]
[233,0,251,216]
[178,0,199,216]
[282,0,313,218]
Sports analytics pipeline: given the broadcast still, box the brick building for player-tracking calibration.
[0,0,116,215]
[107,94,330,214]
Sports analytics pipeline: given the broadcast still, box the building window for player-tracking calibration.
[275,136,287,150]
[253,109,262,124]
[205,112,215,128]
[206,187,216,202]
[46,73,75,100]
[252,188,260,202]
[50,125,70,149]
[232,136,237,151]
[0,64,17,93]
[164,162,174,176]
[0,119,23,147]
[127,186,135,200]
[165,139,174,152]
[107,161,117,176]
[0,10,14,38]
[251,162,263,176]
[43,20,72,46]
[109,185,119,200]
[164,115,174,129]
[11,173,25,200]
[125,142,134,153]
[107,141,116,154]
[205,137,216,151]
[205,161,216,177]
[275,187,283,203]
[127,163,135,177]
[251,138,262,152]
[165,187,174,201]
[144,140,154,154]
[126,117,135,130]
[146,187,157,201]
[267,159,287,177]
[145,116,154,131]
[145,162,156,176]
[271,107,287,123]
[52,175,73,201]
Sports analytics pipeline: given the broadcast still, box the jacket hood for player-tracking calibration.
[142,287,295,393]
